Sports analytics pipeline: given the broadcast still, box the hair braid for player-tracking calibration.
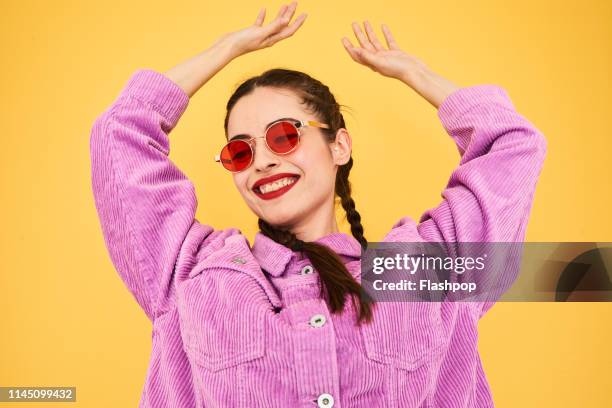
[335,157,367,250]
[258,218,304,252]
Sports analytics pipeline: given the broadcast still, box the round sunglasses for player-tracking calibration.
[215,119,330,173]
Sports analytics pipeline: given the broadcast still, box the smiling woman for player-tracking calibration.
[221,69,374,324]
[89,1,547,407]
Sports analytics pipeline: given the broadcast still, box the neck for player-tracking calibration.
[292,220,340,243]
[289,200,340,242]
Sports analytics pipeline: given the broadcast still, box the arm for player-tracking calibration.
[90,3,308,321]
[90,70,198,321]
[343,22,547,316]
[415,84,547,243]
[342,21,546,241]
[414,82,546,317]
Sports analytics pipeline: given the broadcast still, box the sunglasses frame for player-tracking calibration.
[215,119,331,173]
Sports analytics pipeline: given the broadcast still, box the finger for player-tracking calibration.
[282,1,298,22]
[354,46,376,66]
[262,2,295,36]
[266,13,307,45]
[364,20,385,51]
[254,8,266,26]
[381,24,400,50]
[346,39,377,66]
[341,37,367,65]
[275,4,289,20]
[351,21,376,51]
[275,1,297,30]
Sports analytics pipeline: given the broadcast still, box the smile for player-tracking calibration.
[253,176,299,200]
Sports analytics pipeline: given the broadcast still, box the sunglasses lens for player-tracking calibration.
[266,121,299,153]
[220,140,252,172]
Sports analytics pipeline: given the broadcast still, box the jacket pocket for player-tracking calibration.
[360,302,447,370]
[177,268,267,372]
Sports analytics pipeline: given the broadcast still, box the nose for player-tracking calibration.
[251,137,280,172]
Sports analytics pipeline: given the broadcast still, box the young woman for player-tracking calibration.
[90,2,547,407]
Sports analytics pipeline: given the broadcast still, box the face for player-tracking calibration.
[226,86,352,230]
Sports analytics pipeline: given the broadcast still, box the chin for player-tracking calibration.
[258,208,300,229]
[262,216,295,230]
[249,194,310,228]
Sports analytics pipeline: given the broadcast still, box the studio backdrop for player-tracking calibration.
[1,0,610,407]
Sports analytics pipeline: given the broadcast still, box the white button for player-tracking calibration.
[317,393,334,407]
[300,265,314,275]
[309,314,326,328]
[231,256,246,264]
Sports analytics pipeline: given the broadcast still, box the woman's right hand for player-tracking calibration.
[213,1,307,58]
[165,1,307,98]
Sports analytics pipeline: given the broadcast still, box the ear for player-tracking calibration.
[330,128,352,166]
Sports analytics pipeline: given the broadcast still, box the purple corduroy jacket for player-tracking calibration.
[90,69,547,407]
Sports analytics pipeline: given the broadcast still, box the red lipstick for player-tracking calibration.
[252,173,300,200]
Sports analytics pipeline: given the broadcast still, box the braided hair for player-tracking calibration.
[224,68,375,325]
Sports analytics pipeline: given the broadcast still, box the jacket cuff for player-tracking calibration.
[437,84,515,128]
[119,69,190,129]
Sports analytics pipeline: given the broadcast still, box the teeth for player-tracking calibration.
[258,177,297,194]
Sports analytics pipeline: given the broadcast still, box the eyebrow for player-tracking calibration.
[228,117,298,141]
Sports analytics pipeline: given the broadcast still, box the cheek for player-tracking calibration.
[232,175,250,196]
[295,143,333,172]
[299,161,336,193]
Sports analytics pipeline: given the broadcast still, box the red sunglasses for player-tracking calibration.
[215,118,330,173]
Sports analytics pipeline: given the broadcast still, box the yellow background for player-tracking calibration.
[1,0,610,406]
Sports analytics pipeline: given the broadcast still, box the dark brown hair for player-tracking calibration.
[223,68,375,325]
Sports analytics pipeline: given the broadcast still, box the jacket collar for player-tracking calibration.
[251,231,363,277]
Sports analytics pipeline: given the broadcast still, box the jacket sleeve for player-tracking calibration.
[409,85,547,316]
[90,69,199,321]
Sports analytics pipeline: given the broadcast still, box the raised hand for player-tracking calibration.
[341,21,460,109]
[164,2,307,98]
[341,22,431,86]
[214,1,308,58]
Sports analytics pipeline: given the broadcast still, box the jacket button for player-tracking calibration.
[231,256,247,264]
[309,314,326,328]
[300,265,314,275]
[317,393,334,407]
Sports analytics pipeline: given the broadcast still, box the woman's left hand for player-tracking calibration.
[341,21,429,86]
[342,21,460,108]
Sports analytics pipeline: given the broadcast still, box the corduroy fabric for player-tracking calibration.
[90,69,547,407]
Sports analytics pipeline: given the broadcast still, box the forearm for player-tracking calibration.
[402,68,461,110]
[164,40,237,98]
